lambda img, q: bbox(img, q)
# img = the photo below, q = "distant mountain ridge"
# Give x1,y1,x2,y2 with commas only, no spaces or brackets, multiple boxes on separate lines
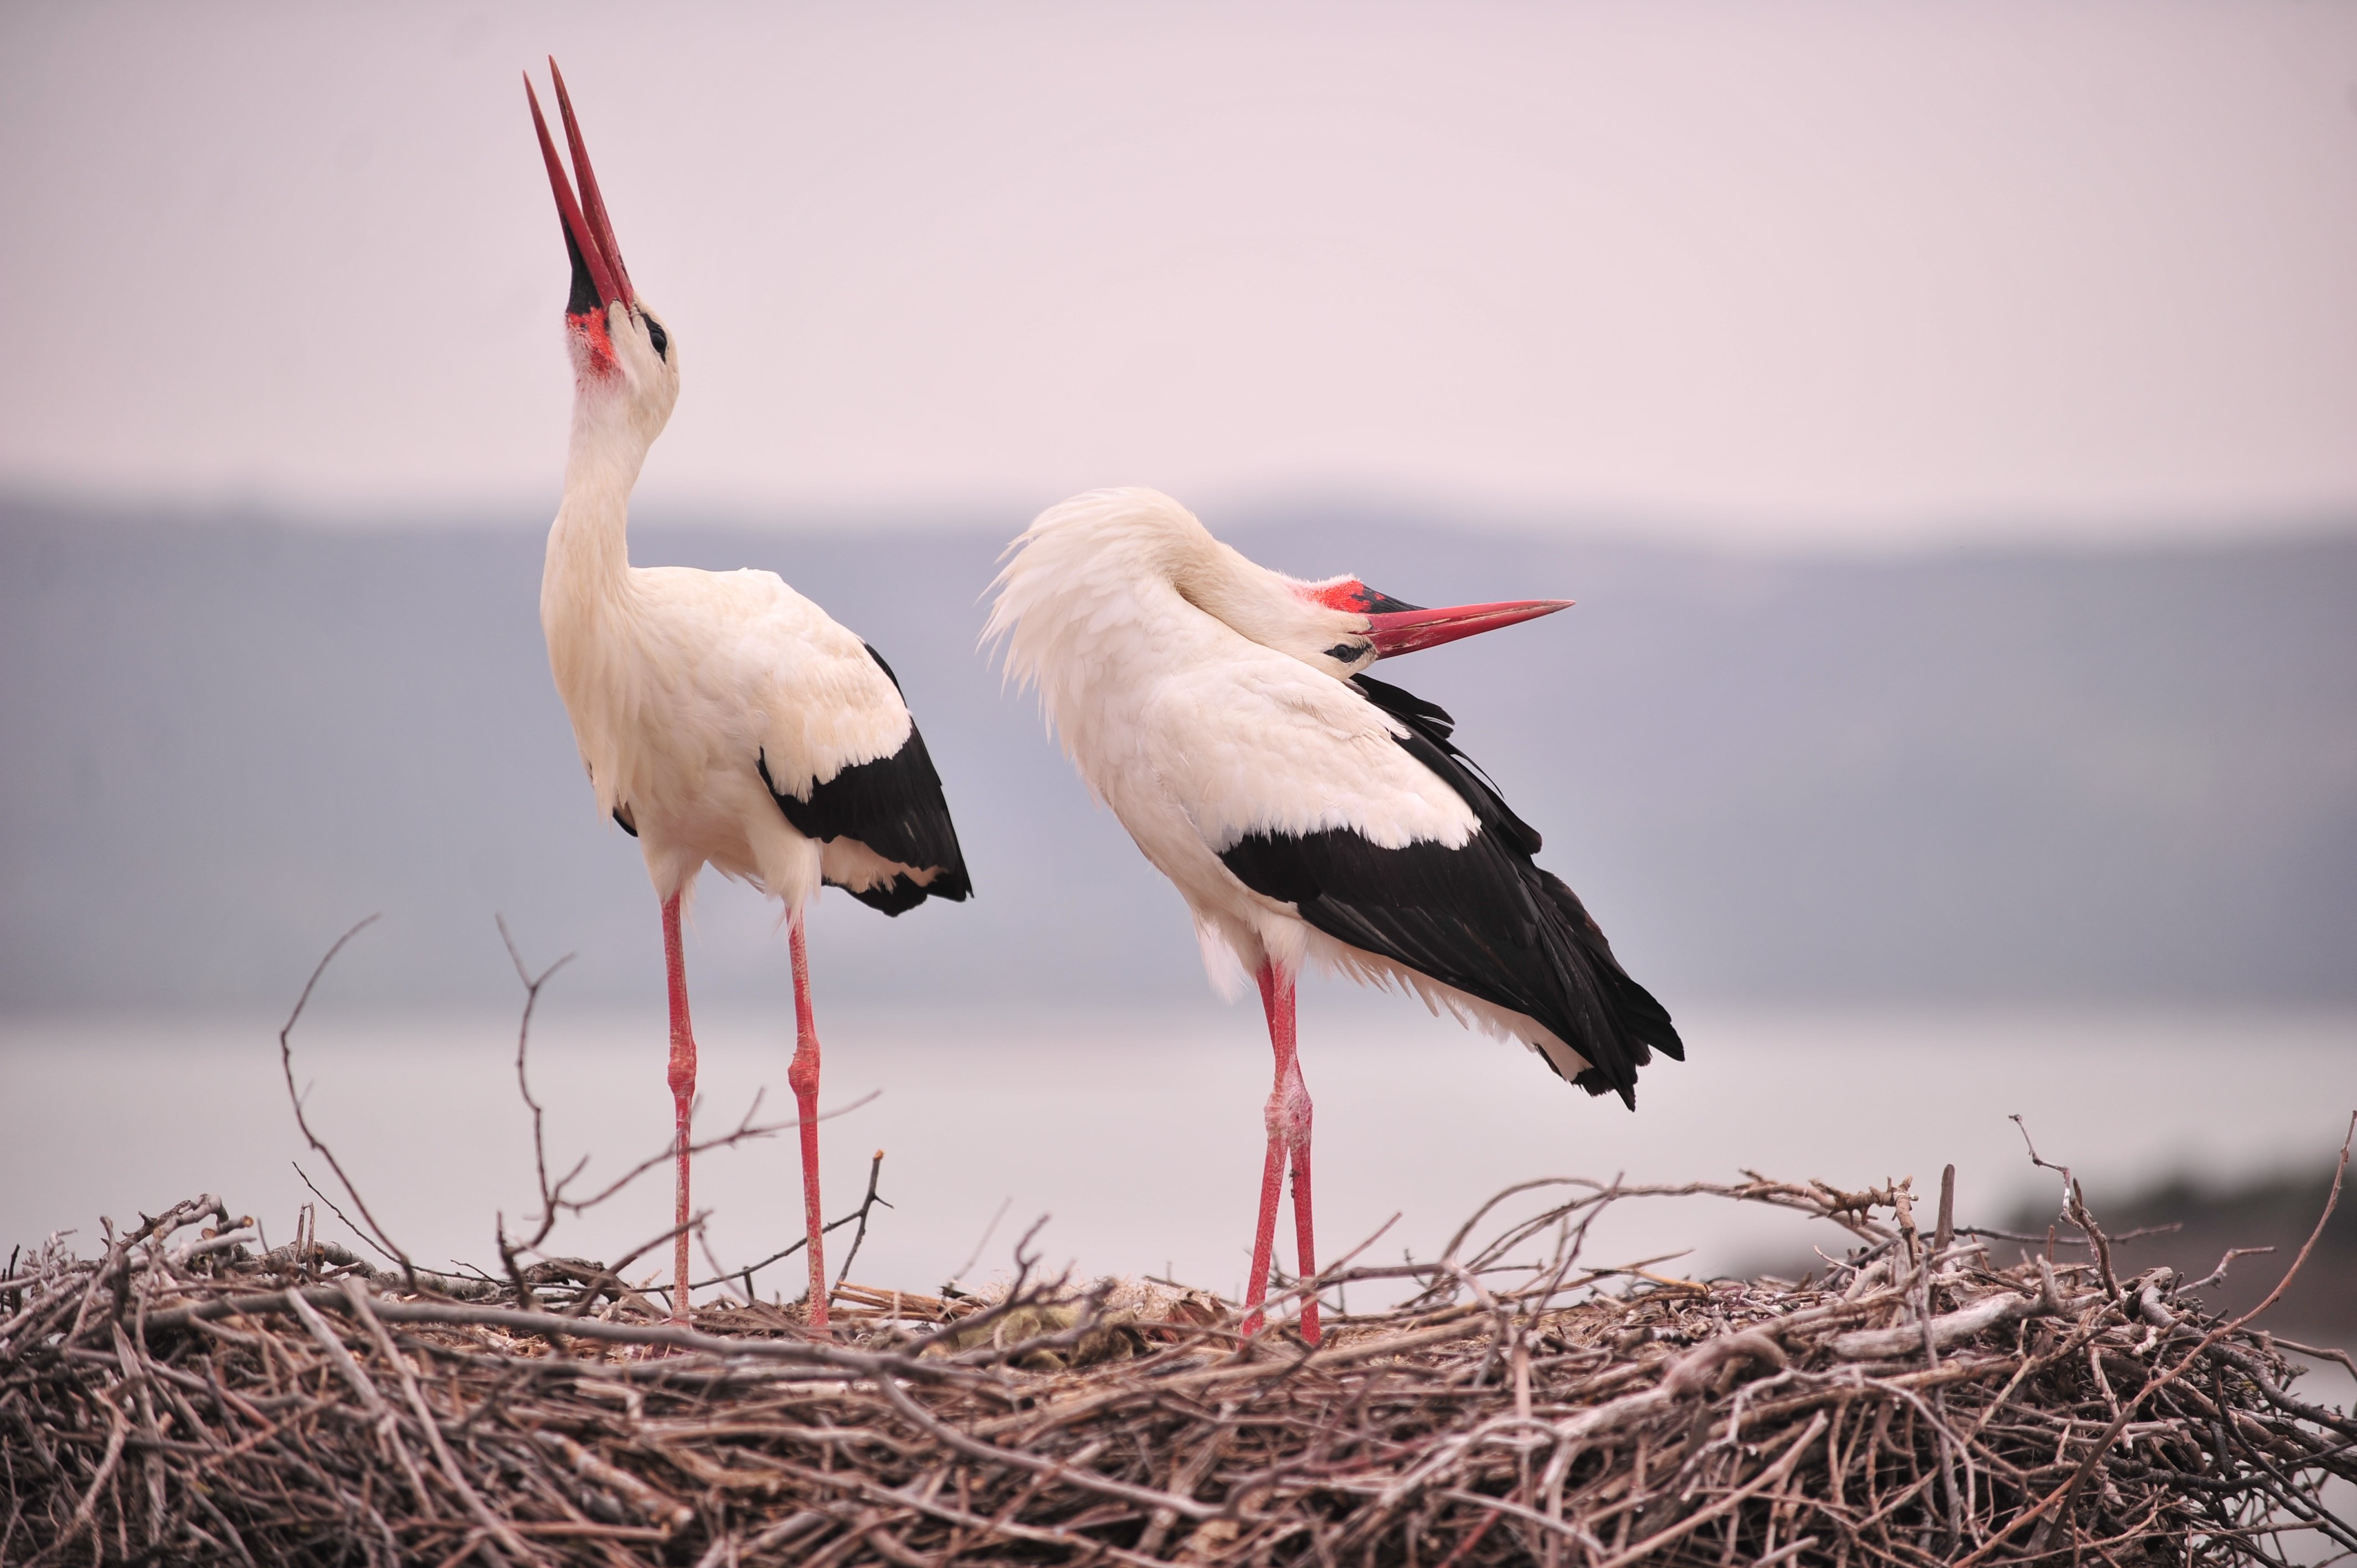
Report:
3,498,2351,1010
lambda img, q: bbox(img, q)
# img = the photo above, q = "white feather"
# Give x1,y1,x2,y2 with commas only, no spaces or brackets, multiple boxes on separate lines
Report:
987,487,1593,1079
541,305,922,911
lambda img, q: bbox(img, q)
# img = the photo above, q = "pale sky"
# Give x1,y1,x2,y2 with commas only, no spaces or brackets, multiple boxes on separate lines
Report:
4,2,2354,546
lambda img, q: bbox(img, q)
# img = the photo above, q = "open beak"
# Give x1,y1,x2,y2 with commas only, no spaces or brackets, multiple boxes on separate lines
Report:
524,60,634,314
1365,598,1573,659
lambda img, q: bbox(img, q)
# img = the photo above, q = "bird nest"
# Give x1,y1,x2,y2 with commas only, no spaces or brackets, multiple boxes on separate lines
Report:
5,1157,2353,1567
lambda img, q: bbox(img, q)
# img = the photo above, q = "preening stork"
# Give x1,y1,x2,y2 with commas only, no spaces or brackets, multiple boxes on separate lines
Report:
526,64,970,1332
987,489,1681,1344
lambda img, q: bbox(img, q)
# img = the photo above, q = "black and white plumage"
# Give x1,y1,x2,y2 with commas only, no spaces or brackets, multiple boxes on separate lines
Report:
987,487,1680,1343
1219,672,1676,1103
760,646,972,916
526,63,967,1332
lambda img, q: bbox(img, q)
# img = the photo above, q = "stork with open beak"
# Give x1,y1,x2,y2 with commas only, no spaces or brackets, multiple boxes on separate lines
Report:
987,489,1681,1344
527,64,971,1333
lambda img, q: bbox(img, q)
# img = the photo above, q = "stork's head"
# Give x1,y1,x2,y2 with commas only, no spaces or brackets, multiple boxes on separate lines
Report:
527,62,678,451
989,488,1571,695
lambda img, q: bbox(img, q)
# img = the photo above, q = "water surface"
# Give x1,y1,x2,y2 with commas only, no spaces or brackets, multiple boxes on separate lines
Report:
6,999,2350,1308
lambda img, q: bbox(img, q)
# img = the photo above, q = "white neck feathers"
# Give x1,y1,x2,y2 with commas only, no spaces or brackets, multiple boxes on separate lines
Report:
545,379,656,606
988,488,1372,713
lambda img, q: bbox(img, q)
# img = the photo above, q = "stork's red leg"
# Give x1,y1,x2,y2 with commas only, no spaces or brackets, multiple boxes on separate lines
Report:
788,919,829,1335
1242,962,1320,1344
1242,1116,1286,1338
1286,1054,1320,1348
660,892,696,1327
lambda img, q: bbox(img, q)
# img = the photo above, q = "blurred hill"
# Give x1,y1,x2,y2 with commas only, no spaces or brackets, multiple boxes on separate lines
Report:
2,498,2353,1011
1743,1162,2355,1345
2051,1164,2357,1347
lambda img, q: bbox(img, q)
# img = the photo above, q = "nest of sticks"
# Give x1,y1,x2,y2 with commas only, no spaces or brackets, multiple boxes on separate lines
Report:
7,936,2350,1563
5,1155,2353,1567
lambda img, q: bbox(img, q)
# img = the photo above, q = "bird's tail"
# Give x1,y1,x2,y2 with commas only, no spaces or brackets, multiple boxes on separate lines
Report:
1535,868,1685,1107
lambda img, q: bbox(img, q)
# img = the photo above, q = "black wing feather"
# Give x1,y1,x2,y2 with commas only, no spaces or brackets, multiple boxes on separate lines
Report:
1218,674,1680,1106
759,644,972,916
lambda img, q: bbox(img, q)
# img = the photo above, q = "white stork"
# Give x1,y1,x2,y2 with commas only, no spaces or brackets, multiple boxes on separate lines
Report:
526,64,971,1333
987,489,1681,1344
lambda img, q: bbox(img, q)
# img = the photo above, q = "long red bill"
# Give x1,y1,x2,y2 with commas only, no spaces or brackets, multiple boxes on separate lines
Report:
1365,599,1573,659
548,59,634,305
524,70,627,313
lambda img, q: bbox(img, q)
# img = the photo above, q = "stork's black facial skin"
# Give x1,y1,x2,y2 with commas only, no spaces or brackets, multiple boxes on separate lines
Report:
559,226,663,360
1325,641,1373,663
1349,587,1423,615
1303,579,1425,618
564,231,601,316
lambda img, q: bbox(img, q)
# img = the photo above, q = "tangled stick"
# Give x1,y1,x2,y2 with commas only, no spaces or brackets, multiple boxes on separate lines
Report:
4,1148,2350,1566
6,926,2344,1564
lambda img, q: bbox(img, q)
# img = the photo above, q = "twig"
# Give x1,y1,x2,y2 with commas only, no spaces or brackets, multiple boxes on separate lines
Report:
493,914,577,1258
288,1162,399,1267
689,1153,897,1292
832,1151,893,1287
275,916,415,1286
948,1196,1014,1290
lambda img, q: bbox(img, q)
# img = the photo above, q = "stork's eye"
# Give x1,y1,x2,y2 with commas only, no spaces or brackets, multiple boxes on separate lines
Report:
641,311,669,361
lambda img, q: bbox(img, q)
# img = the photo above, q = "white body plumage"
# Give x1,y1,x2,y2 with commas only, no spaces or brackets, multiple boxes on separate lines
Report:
544,508,921,915
987,487,1598,1082
540,319,943,919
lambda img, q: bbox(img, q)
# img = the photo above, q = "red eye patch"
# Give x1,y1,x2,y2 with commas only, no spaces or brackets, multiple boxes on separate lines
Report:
1301,579,1424,616
1303,579,1375,613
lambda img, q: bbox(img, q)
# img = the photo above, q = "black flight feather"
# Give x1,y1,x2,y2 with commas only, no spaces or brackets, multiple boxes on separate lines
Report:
1217,673,1680,1106
758,644,973,916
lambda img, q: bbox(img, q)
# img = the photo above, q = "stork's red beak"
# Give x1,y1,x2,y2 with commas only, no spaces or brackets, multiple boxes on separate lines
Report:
1364,598,1573,658
1304,578,1572,658
526,60,634,316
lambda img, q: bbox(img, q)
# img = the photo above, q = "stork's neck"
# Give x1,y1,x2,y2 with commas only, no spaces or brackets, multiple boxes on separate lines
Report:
544,398,653,604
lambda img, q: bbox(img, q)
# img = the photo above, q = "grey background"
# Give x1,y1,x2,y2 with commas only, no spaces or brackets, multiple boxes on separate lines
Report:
8,498,2350,1014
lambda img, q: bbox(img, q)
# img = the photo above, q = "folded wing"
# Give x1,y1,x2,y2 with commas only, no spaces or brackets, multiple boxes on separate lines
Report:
1169,666,1679,1104
761,643,971,914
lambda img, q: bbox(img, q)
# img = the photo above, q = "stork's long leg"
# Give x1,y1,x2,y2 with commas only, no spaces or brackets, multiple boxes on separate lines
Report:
1243,1125,1285,1338
1243,962,1321,1345
660,892,696,1327
787,919,829,1335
